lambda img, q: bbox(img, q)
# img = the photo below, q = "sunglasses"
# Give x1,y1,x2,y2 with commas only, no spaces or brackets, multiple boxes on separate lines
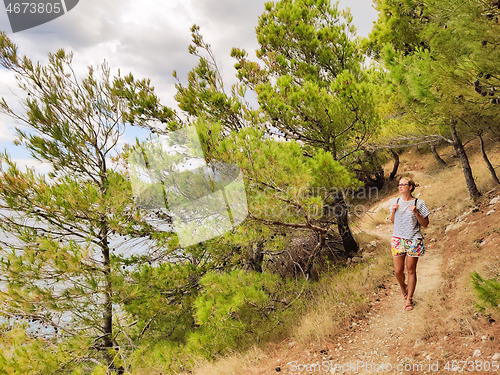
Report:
398,183,409,187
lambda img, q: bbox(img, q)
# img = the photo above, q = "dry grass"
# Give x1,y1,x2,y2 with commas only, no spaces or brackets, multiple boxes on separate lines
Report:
363,207,391,229
183,347,268,375
292,249,392,343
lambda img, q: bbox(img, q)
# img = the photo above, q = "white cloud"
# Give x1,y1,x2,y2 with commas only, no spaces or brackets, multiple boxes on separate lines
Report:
6,158,53,175
0,121,17,143
1,0,379,163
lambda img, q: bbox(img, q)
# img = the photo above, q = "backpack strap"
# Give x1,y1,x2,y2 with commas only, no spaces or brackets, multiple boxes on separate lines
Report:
396,198,400,204
414,198,421,228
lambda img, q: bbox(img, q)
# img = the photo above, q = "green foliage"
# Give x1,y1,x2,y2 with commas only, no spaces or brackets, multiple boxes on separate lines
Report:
376,0,500,133
232,0,380,161
0,326,94,374
186,269,291,357
0,155,134,341
127,340,195,374
471,272,500,310
173,25,256,132
10,0,499,370
196,122,360,228
368,0,499,200
117,262,200,343
365,0,429,57
113,72,180,130
121,266,306,372
256,0,360,82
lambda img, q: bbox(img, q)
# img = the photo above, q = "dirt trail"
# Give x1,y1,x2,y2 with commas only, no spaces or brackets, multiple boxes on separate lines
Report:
320,224,445,374
253,200,446,375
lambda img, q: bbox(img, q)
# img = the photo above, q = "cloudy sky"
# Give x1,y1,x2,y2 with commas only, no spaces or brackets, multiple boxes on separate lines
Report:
0,0,378,170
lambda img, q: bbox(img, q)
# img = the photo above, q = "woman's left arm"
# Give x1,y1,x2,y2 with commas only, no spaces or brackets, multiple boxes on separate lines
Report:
410,206,429,227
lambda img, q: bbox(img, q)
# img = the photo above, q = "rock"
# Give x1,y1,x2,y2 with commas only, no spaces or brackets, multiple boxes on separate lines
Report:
445,221,465,233
456,208,474,222
492,353,500,361
489,196,500,206
486,209,495,216
473,349,481,358
288,341,296,347
369,240,377,248
351,257,362,264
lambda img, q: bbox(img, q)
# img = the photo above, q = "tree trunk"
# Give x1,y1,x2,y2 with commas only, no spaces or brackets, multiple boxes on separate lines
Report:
333,197,358,257
479,134,500,184
100,220,114,369
389,149,400,180
247,241,264,272
450,121,481,201
430,144,447,166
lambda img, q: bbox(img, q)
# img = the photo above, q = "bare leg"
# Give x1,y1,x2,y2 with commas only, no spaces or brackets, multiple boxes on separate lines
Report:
393,255,407,298
405,256,419,309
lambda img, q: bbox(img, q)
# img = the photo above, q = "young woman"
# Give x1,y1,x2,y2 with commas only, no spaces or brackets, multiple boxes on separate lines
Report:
390,177,430,311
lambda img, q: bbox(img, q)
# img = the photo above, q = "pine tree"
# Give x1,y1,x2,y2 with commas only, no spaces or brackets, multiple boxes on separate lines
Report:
371,0,500,200
230,0,380,255
0,32,175,372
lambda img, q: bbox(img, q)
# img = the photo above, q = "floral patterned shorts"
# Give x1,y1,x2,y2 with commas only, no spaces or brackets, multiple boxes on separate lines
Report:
391,236,425,257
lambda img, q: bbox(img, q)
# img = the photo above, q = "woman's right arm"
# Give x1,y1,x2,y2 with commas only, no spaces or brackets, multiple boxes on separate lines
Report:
390,202,399,223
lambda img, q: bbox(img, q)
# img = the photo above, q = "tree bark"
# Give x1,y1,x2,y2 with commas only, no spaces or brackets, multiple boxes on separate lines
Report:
100,220,114,368
96,156,117,371
430,144,447,166
389,149,400,180
247,241,264,272
479,133,500,184
333,197,358,257
450,121,481,201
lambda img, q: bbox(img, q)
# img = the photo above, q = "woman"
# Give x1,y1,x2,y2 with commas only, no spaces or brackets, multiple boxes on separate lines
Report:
390,177,430,311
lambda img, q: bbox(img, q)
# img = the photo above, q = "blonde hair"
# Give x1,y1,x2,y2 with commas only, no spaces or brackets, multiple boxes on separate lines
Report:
400,177,419,193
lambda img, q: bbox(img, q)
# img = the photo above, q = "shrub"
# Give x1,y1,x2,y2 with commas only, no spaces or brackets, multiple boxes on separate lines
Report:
186,269,289,357
471,272,500,309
